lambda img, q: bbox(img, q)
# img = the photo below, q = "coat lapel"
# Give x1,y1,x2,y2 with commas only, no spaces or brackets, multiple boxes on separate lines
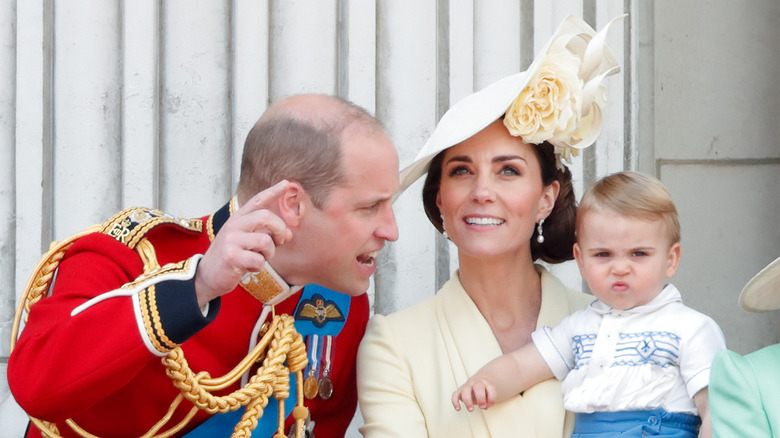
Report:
434,275,500,435
434,267,583,437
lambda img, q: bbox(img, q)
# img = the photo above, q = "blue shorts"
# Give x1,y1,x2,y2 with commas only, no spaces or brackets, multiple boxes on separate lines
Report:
572,409,701,437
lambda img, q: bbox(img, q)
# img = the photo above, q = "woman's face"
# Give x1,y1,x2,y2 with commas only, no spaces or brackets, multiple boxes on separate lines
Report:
435,120,557,259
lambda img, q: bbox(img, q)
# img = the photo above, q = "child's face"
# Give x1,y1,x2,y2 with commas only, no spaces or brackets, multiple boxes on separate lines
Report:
573,208,681,310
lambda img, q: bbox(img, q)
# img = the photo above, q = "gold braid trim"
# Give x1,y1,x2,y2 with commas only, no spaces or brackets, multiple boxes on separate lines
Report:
138,288,167,353
12,223,311,438
147,286,179,351
29,419,61,438
137,238,161,271
11,225,103,348
138,286,179,353
22,313,309,438
101,207,203,250
131,249,201,354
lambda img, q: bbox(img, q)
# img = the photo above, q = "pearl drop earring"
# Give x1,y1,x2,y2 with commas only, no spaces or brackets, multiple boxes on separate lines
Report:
536,219,545,244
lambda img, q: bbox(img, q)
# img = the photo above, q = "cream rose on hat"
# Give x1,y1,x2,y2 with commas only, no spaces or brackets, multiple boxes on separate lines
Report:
398,14,624,192
504,51,583,146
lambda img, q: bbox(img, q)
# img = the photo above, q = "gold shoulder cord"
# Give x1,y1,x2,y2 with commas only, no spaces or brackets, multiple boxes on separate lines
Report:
11,231,309,438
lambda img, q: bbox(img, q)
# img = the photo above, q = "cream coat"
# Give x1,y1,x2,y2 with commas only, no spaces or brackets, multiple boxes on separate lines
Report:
357,266,592,438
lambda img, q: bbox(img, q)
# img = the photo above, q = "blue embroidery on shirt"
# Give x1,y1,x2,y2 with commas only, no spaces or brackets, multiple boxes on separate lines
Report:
571,331,680,370
614,332,680,368
571,334,597,369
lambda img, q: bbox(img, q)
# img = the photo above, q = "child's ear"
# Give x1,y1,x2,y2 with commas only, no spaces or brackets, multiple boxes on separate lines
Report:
665,242,682,278
278,181,307,228
573,242,584,269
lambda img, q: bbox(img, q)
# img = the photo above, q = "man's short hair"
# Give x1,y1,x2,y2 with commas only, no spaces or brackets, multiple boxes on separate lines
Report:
237,96,382,208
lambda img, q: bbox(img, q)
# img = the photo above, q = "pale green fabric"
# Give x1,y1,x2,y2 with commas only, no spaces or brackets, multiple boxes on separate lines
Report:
710,343,780,437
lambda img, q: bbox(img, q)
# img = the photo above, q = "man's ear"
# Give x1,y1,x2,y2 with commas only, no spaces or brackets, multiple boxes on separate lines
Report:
278,181,307,227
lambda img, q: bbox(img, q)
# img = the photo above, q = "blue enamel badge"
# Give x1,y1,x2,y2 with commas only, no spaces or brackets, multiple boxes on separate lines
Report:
293,284,350,336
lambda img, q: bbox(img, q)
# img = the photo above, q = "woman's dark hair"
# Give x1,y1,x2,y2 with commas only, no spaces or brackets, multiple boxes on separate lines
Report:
421,140,577,264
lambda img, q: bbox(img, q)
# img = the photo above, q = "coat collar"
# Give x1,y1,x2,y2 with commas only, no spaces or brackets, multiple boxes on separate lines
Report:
207,198,233,240
207,196,302,304
434,265,574,436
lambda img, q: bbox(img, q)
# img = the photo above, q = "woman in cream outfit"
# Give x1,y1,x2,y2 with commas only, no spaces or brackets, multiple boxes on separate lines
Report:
357,15,624,438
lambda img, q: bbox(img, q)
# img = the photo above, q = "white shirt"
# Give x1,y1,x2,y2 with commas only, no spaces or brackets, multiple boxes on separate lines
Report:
532,284,726,414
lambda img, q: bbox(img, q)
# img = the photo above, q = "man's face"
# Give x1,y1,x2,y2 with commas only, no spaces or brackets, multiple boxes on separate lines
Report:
297,124,399,296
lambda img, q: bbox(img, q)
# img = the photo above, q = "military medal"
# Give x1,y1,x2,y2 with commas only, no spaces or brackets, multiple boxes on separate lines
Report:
318,376,332,400
292,285,351,405
303,335,320,399
318,335,333,400
303,374,319,400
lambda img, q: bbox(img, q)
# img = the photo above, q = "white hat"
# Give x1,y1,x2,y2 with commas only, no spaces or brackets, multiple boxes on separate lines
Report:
398,14,624,193
739,256,780,312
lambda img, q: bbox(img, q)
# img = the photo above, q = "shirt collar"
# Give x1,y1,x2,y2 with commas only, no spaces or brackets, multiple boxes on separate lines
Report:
590,284,681,315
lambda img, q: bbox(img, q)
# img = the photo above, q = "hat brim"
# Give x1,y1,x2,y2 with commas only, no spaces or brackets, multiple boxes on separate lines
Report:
397,14,622,194
739,256,780,312
398,71,529,191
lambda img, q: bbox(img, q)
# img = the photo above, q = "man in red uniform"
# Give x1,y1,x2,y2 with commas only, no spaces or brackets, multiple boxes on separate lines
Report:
8,94,399,437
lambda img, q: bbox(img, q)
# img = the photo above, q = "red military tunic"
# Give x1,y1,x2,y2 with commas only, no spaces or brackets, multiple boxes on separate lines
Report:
9,200,369,437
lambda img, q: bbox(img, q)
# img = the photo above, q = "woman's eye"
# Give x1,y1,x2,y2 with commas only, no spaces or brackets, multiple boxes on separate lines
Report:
500,165,520,176
448,166,470,177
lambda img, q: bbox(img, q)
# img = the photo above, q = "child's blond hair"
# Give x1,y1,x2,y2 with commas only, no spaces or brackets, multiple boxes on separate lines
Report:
577,171,680,244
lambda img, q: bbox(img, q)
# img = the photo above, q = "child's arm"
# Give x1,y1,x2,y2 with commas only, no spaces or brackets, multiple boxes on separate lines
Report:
693,387,711,438
451,342,554,412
